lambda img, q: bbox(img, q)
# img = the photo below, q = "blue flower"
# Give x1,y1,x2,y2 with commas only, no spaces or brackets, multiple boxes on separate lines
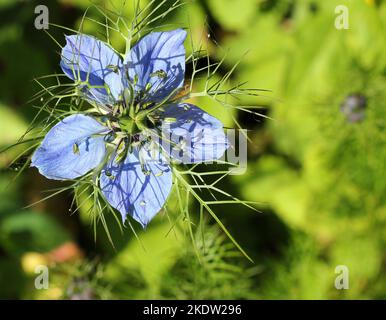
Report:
32,29,229,227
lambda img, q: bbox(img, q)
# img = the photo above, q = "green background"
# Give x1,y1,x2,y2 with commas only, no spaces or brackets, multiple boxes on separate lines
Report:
0,0,385,299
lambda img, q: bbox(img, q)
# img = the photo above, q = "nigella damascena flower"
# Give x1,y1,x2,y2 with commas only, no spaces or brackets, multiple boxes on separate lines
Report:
31,29,229,227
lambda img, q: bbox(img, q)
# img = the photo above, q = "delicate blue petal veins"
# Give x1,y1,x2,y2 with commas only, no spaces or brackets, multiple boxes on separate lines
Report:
159,103,229,163
100,149,172,227
125,29,187,102
31,114,108,180
61,34,123,104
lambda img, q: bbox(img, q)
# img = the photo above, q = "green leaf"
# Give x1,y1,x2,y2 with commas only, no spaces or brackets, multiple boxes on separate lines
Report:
104,222,183,297
206,0,256,31
0,211,72,256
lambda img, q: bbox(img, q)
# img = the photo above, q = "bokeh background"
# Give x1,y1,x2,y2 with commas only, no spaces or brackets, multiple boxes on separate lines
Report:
0,0,386,299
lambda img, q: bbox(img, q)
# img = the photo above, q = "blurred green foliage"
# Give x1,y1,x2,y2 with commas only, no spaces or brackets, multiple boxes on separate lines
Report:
0,0,385,299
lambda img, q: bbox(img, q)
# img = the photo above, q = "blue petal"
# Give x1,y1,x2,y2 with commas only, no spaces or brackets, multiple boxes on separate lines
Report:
31,114,108,180
100,148,172,227
61,34,123,104
158,103,229,163
125,29,187,102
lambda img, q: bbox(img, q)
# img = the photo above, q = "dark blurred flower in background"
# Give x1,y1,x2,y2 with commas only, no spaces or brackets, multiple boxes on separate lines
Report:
340,93,367,123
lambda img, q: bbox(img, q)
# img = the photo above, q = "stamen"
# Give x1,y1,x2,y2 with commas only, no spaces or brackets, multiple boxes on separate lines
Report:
106,64,119,74
104,132,116,143
164,117,177,123
105,170,115,180
100,115,109,123
115,138,129,164
133,74,139,86
150,69,167,79
72,143,80,155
